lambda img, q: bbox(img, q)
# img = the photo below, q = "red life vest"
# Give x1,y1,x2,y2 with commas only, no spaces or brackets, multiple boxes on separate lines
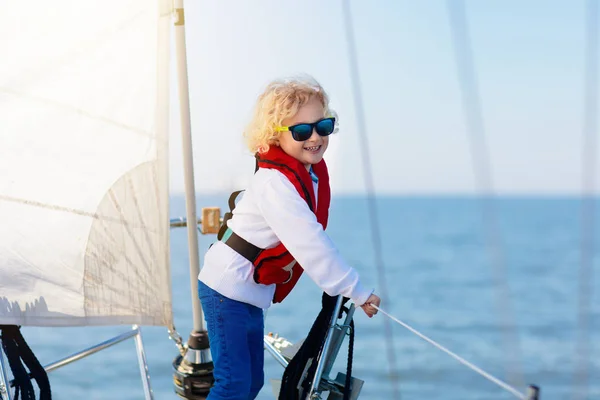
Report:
254,146,331,302
219,145,331,303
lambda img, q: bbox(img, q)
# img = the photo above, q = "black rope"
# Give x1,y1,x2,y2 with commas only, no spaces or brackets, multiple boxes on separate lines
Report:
341,1,400,398
573,1,598,399
446,0,524,387
14,331,51,400
343,319,355,400
1,327,33,400
0,326,51,400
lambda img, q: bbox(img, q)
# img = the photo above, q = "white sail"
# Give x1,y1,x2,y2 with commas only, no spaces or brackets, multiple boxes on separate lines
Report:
0,0,173,326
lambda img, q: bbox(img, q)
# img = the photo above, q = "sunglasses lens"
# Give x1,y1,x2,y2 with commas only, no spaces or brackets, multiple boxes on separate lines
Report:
290,124,313,141
316,118,334,136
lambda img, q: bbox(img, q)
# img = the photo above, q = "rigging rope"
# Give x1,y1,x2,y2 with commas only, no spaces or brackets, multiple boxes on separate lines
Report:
373,305,531,400
573,1,598,399
0,326,52,400
341,1,400,398
446,0,524,388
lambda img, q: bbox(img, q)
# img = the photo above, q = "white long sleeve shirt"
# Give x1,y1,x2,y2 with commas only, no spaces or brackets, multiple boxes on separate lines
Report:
198,168,372,309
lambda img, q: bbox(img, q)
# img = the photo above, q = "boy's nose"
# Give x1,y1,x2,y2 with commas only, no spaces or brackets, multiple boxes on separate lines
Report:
307,128,320,141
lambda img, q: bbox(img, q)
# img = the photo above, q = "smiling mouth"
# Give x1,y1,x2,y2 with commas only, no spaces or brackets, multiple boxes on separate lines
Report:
304,145,321,153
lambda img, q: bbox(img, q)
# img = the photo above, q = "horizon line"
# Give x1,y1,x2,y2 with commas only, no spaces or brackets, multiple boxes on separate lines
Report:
170,191,600,198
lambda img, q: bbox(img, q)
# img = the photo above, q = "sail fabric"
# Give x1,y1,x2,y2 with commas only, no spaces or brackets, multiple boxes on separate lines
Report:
0,0,173,326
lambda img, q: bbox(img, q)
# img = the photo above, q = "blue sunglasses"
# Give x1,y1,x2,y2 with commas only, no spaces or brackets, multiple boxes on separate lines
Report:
276,117,336,141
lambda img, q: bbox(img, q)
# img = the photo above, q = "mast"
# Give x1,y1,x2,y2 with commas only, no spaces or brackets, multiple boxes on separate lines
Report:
174,0,204,333
172,2,214,398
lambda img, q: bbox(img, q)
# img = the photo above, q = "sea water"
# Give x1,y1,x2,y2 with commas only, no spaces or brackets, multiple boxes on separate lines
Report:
14,196,600,399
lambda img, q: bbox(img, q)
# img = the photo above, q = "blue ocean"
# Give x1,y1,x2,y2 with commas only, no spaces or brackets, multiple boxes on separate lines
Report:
16,196,600,399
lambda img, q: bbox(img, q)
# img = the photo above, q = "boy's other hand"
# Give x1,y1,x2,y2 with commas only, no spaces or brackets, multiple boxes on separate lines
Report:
360,293,380,318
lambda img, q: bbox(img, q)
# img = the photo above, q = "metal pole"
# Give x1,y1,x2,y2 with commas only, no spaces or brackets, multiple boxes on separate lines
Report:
263,338,289,369
132,325,154,400
322,304,355,378
0,347,13,400
173,0,204,332
12,329,139,380
309,296,344,398
2,328,157,400
170,8,213,395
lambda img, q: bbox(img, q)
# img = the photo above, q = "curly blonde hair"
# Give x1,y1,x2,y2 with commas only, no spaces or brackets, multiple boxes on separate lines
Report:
244,75,338,154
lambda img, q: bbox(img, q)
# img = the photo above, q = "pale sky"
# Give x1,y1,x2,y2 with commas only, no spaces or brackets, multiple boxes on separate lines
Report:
168,1,594,195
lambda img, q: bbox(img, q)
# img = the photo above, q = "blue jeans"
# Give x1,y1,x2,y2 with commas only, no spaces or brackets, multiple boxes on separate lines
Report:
198,280,264,400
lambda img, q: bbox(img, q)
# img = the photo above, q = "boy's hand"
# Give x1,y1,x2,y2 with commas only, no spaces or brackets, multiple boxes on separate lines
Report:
360,294,380,318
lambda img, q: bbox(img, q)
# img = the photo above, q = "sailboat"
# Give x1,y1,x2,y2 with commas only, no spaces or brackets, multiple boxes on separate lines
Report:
0,0,367,398
5,0,594,399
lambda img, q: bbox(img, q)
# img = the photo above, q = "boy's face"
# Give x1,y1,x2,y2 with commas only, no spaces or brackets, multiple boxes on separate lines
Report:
278,97,329,170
